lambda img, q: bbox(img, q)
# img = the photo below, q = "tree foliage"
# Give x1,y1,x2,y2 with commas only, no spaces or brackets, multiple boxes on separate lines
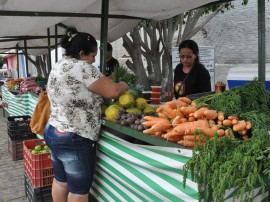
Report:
0,55,4,65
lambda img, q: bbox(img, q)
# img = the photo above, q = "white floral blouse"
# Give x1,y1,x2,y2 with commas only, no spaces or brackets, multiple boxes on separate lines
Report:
47,57,103,141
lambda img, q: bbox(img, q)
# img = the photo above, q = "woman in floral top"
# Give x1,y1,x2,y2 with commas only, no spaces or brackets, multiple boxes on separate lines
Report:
44,27,128,202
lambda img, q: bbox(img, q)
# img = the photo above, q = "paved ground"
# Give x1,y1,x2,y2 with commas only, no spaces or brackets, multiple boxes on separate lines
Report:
0,108,27,202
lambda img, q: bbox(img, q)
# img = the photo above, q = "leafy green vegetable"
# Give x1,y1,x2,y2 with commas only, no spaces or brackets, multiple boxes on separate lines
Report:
36,75,48,81
194,79,270,117
128,89,143,99
184,129,269,202
184,80,270,201
112,65,140,86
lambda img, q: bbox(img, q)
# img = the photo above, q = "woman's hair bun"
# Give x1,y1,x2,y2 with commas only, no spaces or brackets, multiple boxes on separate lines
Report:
60,26,97,58
61,26,79,49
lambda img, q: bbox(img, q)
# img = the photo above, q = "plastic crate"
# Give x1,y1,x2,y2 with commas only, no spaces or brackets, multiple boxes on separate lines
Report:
7,115,31,131
24,163,54,187
36,80,48,88
25,162,54,179
8,128,36,141
8,137,23,161
23,139,54,187
7,116,36,141
23,139,52,170
24,172,52,202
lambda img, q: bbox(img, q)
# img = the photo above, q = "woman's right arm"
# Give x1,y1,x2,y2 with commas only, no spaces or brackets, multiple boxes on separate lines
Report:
88,76,128,99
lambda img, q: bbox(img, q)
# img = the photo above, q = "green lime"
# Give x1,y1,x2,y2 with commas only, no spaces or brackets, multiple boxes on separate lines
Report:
31,150,38,154
43,145,50,151
34,145,42,151
38,150,45,154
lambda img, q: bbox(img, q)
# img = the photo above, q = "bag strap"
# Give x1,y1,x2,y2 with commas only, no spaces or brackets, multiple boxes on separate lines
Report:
177,67,192,94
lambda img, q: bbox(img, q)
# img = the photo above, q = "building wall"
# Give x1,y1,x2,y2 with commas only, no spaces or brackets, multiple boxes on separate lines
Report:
193,0,270,64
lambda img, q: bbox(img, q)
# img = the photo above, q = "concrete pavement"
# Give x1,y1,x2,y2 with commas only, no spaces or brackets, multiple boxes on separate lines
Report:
0,108,27,202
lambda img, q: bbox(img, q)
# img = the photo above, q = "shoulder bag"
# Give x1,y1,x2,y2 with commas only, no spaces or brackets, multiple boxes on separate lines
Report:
30,91,50,135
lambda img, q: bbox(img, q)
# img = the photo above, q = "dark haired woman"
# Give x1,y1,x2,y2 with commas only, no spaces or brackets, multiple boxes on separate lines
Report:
167,39,211,99
44,27,128,202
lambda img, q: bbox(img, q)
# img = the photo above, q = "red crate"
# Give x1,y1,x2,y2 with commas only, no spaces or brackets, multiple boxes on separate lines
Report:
23,139,54,187
24,163,54,187
25,162,54,178
23,139,52,170
8,137,23,161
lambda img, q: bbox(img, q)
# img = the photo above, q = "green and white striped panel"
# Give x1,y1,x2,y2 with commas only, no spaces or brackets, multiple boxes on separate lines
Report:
91,130,199,202
91,131,269,202
2,86,38,116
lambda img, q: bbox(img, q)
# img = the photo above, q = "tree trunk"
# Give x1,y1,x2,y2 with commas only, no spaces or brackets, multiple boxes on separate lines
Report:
140,21,163,86
121,3,228,93
25,54,49,78
122,27,150,90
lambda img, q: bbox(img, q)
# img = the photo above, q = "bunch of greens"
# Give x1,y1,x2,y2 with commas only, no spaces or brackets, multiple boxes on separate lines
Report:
183,80,270,201
194,79,270,118
104,65,142,105
0,56,4,65
36,75,48,81
184,129,269,202
112,65,140,87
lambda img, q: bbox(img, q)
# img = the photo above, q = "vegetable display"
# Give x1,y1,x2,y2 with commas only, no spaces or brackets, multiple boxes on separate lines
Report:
142,98,252,146
183,80,270,201
104,79,270,201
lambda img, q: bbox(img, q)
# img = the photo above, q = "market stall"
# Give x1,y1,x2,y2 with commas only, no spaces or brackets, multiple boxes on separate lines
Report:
90,123,269,202
2,84,270,202
1,86,38,117
0,1,268,201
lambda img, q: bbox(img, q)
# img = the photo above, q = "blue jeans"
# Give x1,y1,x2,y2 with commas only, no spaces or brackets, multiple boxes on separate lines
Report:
44,123,97,195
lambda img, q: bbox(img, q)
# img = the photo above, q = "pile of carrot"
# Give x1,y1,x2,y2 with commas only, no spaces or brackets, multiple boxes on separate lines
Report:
5,78,23,90
142,97,252,148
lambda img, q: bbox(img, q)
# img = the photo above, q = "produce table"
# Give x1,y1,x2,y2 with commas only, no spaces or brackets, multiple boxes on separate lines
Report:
2,86,269,201
93,122,269,202
1,86,38,117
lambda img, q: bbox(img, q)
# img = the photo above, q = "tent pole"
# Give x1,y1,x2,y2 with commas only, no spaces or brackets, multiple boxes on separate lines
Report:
55,25,58,63
23,39,29,77
47,28,52,73
100,0,109,74
258,0,265,82
16,44,20,78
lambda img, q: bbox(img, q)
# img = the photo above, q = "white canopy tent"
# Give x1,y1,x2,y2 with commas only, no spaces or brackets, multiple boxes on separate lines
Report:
0,0,266,82
0,0,227,55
